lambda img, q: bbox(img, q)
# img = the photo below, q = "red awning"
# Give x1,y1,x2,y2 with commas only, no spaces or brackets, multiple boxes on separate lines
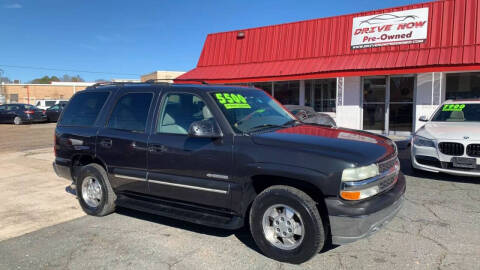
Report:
176,0,480,84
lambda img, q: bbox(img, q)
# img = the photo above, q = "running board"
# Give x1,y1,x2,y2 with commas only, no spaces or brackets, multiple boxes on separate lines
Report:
115,194,244,230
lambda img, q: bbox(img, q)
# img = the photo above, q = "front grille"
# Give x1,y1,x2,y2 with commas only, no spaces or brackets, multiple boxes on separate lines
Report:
378,157,397,174
466,144,480,157
438,142,464,156
378,173,397,191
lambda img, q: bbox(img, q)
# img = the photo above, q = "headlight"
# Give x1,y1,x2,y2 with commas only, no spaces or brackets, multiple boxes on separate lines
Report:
413,135,435,148
341,164,379,182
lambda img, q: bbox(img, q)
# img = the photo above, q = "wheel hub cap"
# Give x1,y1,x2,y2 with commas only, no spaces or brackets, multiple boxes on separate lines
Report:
262,204,305,250
81,177,102,208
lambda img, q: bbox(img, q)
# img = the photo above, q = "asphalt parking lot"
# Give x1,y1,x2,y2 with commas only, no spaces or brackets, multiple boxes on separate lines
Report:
0,123,479,269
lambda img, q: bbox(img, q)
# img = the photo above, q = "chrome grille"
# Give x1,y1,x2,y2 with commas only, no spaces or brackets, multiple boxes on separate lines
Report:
378,173,397,191
378,157,398,174
438,142,464,156
466,144,480,157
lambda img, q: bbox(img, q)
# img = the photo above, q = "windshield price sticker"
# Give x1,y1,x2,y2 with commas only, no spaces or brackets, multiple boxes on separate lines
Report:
215,93,251,109
442,104,465,112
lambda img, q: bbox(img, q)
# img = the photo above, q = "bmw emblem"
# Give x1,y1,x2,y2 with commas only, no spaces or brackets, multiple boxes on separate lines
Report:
464,136,470,139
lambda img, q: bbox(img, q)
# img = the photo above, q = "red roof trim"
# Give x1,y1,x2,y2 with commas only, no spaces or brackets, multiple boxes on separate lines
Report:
175,64,480,84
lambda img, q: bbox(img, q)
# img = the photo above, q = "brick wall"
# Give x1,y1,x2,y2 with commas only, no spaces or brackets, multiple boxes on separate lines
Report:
3,84,87,104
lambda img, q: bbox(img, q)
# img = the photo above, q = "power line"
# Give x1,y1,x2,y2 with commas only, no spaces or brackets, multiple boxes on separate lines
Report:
0,64,141,76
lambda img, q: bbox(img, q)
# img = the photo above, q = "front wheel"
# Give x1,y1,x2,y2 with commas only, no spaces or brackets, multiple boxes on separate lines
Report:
77,164,116,216
249,185,325,264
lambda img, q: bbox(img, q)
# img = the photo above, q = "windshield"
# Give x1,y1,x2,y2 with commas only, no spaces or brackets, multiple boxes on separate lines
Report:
431,103,480,122
211,89,295,133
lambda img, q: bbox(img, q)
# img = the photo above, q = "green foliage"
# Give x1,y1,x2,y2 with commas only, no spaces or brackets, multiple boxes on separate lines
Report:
30,76,61,84
30,74,85,84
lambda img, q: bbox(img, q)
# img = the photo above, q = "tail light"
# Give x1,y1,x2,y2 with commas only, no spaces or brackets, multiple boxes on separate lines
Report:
24,110,35,114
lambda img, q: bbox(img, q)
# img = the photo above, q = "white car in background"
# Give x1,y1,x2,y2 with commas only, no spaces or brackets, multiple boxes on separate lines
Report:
34,99,68,110
411,100,480,177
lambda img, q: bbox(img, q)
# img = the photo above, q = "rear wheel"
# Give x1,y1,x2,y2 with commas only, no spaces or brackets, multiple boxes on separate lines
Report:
77,164,116,216
249,185,325,264
13,116,22,125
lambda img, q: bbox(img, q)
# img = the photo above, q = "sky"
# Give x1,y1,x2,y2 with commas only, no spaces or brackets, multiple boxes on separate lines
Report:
0,0,432,82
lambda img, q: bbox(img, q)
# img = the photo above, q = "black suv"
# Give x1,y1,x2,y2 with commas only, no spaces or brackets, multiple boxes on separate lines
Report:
53,83,405,264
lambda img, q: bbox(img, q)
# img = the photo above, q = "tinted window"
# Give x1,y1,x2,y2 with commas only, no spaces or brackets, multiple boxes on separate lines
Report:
46,101,56,107
107,93,153,132
157,93,212,134
60,92,110,127
6,105,20,111
0,105,5,110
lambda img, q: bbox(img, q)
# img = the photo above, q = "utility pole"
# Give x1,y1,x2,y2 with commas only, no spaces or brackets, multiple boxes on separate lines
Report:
0,69,5,104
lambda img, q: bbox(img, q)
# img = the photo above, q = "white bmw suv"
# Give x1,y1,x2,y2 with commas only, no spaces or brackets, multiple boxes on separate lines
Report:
411,99,480,177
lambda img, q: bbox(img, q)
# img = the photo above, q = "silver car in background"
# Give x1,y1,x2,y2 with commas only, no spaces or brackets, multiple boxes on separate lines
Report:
411,100,480,177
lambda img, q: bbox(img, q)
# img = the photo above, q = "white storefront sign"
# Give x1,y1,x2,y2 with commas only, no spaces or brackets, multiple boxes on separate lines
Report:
351,8,429,49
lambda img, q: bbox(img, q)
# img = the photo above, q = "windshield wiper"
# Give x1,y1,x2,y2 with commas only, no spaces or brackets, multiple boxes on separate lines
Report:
246,120,300,133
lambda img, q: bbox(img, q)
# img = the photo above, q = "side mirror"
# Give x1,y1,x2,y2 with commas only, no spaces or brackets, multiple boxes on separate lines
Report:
419,115,428,122
188,119,222,138
294,110,308,121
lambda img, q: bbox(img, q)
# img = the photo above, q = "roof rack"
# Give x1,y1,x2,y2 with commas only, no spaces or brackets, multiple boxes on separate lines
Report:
86,82,128,89
143,79,173,84
172,79,209,85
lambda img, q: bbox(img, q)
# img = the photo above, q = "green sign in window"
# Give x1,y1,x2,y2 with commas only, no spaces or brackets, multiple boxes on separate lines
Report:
442,104,465,112
215,93,251,109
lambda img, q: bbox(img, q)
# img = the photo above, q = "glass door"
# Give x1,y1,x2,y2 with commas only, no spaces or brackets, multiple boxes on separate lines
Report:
388,76,415,135
362,77,386,133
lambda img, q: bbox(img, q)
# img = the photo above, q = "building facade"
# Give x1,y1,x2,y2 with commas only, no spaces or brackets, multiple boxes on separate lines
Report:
176,0,480,135
141,71,185,83
0,82,94,105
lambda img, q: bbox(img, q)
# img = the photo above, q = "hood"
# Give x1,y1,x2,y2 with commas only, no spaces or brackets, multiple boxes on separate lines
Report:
417,122,480,140
251,124,396,165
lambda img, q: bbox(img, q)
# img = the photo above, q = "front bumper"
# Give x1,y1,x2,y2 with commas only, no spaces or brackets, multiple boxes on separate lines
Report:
411,143,480,177
327,173,406,245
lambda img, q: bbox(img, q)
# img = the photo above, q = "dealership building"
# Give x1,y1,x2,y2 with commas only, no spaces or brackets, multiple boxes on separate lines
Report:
177,0,480,136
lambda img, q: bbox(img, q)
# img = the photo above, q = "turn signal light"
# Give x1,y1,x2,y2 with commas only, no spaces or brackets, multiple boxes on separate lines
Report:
340,191,361,200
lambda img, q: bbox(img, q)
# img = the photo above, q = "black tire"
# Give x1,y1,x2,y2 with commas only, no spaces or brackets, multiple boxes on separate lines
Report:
76,164,116,216
13,116,22,125
249,185,325,264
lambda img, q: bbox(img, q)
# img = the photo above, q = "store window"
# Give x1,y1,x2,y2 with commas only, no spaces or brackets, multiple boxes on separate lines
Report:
273,81,299,105
305,79,336,112
446,72,480,100
252,82,273,95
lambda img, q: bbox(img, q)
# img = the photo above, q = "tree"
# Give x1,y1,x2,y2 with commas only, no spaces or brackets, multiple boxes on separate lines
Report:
30,76,61,84
61,74,85,82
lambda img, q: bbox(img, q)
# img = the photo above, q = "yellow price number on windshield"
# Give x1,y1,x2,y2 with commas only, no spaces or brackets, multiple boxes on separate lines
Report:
215,93,251,109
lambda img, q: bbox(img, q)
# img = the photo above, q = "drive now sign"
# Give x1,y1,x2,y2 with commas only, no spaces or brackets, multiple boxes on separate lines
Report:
351,8,429,49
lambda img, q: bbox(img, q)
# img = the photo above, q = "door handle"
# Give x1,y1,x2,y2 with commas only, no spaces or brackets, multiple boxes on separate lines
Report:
149,145,167,153
100,139,112,148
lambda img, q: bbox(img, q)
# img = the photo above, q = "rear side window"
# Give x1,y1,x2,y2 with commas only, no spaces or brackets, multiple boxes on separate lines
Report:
60,92,110,127
45,101,56,107
107,93,153,132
